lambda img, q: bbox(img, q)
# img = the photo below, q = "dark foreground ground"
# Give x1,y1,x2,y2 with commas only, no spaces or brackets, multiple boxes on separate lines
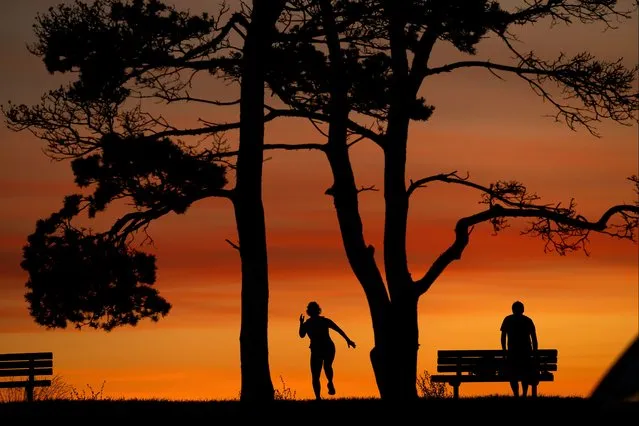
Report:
1,396,637,424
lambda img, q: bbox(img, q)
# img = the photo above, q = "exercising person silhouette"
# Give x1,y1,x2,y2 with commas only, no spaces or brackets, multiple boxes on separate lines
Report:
299,301,356,400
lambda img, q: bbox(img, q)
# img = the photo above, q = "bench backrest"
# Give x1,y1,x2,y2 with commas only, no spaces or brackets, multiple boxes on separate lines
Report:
436,349,557,374
0,352,54,379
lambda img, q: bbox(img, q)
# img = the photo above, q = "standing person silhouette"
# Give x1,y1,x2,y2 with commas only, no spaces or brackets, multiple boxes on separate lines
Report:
299,301,356,400
500,300,538,397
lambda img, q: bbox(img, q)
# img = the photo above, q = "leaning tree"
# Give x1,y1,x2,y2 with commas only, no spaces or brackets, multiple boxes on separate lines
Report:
3,0,287,403
255,0,639,399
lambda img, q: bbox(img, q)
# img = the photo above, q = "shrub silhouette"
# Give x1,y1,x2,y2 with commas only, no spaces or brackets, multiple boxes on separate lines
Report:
0,375,107,402
417,370,451,399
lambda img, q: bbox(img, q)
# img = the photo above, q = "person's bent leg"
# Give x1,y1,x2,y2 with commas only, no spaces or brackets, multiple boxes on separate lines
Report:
325,346,336,395
510,381,519,397
310,352,323,400
521,358,534,397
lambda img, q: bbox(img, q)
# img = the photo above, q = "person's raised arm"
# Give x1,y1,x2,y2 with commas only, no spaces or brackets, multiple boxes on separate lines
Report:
299,314,306,338
328,319,356,348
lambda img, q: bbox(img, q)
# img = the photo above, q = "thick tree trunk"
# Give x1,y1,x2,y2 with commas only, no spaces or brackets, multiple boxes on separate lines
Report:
376,3,420,401
379,103,417,400
325,130,419,400
317,0,420,401
318,0,396,400
325,142,392,397
234,0,284,403
369,289,420,401
392,294,420,400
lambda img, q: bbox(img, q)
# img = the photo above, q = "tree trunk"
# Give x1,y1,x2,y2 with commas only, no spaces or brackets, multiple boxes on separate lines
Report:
377,3,420,400
379,105,417,400
369,288,420,401
317,0,420,401
325,132,419,400
318,0,398,400
234,0,284,403
325,142,392,397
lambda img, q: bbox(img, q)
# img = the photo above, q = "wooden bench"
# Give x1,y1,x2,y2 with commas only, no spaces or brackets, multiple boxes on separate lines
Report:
0,352,53,402
430,349,557,399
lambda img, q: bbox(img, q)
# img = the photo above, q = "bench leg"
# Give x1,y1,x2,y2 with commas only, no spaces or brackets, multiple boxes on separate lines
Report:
453,384,459,399
531,384,537,398
27,363,35,402
25,384,34,402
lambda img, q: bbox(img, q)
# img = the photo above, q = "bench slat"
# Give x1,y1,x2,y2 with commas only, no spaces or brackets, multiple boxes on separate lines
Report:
436,359,557,365
0,380,52,389
0,368,53,378
0,360,53,370
431,372,554,383
438,355,557,363
0,352,53,361
437,349,557,358
436,364,557,373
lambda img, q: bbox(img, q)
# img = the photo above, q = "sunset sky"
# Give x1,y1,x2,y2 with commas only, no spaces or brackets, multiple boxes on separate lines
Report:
0,0,637,401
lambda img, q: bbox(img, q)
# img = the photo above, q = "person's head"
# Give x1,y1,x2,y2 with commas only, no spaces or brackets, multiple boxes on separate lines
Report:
512,301,525,315
306,301,321,317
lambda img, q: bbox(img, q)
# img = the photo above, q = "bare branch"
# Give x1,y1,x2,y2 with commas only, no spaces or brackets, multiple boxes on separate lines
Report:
414,177,639,296
225,238,240,251
151,93,241,107
503,0,636,29
109,188,234,245
346,133,367,149
357,185,379,194
408,171,542,211
150,108,293,140
263,105,385,147
308,117,330,138
425,52,638,136
408,171,469,197
264,142,326,152
426,60,555,77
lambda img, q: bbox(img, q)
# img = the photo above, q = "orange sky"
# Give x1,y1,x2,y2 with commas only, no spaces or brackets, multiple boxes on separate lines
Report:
0,1,637,401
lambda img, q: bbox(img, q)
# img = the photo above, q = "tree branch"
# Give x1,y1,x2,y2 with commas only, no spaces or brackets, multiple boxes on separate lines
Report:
424,48,638,136
425,60,557,77
225,238,240,251
265,142,326,152
263,105,385,147
414,180,639,296
108,187,234,244
503,0,635,29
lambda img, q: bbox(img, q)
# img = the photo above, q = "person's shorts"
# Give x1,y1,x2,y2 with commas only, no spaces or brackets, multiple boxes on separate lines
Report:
507,353,536,381
310,343,336,361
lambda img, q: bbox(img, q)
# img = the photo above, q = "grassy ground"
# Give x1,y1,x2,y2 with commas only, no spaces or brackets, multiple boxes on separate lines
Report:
0,396,637,423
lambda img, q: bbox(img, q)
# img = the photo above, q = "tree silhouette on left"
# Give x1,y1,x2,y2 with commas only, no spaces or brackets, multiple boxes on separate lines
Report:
3,0,286,402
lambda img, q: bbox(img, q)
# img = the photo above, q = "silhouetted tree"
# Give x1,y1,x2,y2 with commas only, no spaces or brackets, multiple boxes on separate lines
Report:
258,0,639,399
234,0,287,402
3,0,286,402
